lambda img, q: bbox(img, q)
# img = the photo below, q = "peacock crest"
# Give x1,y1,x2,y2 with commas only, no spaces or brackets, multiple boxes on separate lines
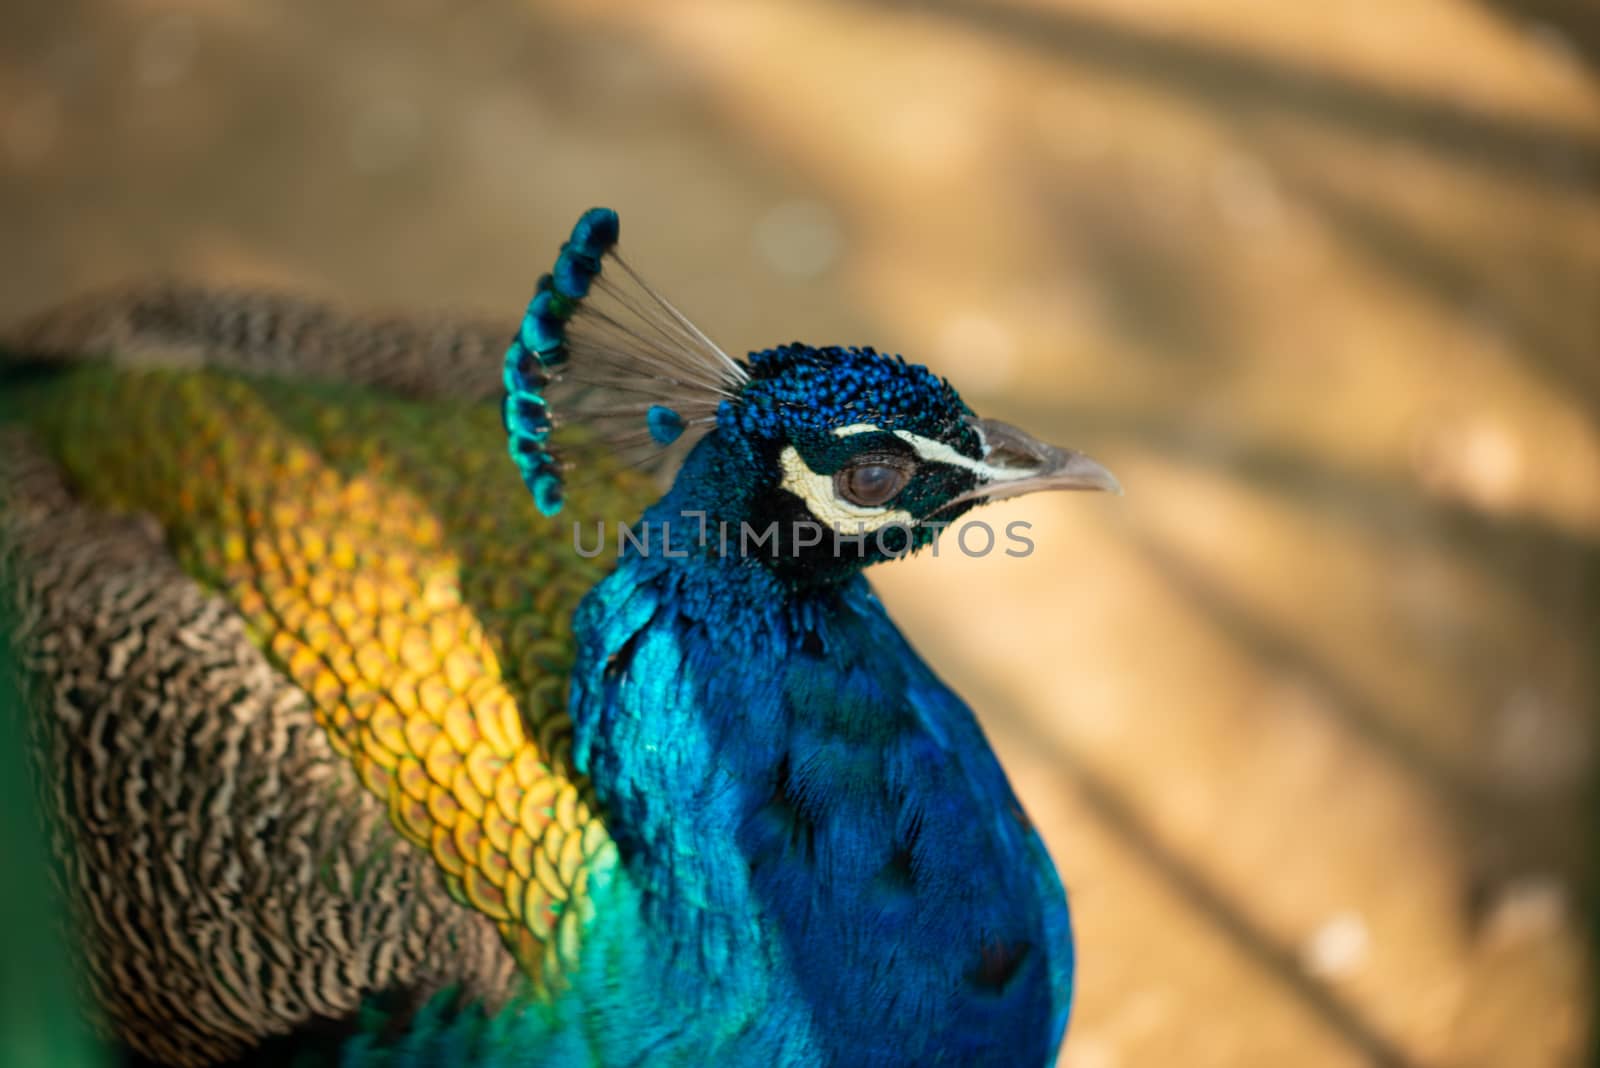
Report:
503,207,748,516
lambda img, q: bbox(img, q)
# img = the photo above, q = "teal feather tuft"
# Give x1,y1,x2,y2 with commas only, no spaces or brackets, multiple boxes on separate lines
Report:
646,404,685,445
502,207,745,517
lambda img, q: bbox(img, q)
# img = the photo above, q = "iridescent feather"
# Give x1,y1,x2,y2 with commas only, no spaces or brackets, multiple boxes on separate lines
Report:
503,207,747,515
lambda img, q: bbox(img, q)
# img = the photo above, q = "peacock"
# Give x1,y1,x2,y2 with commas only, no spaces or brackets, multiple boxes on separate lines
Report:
0,208,1119,1067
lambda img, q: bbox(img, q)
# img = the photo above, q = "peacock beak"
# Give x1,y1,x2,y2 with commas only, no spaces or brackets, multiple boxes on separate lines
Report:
961,417,1122,504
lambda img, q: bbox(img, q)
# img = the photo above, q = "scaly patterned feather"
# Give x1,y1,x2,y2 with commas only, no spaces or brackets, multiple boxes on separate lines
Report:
14,367,649,998
0,427,517,1065
2,291,664,1063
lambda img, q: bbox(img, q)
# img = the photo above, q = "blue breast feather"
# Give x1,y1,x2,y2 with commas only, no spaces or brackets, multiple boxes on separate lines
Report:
567,443,1072,1065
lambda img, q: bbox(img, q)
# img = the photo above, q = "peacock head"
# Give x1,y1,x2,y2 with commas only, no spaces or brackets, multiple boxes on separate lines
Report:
504,207,1119,584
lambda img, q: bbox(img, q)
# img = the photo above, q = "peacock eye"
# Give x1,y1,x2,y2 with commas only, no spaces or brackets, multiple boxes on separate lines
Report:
835,460,911,507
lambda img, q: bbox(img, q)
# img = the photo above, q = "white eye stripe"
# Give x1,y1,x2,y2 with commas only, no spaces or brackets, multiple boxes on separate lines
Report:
896,430,1036,483
778,446,914,535
832,423,881,438
830,423,1033,482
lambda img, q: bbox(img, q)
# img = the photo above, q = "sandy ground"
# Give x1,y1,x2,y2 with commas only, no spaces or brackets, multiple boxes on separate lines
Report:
2,1,1597,1065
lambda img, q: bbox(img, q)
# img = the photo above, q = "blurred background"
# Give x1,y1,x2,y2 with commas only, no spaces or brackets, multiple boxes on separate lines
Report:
2,1,1596,1065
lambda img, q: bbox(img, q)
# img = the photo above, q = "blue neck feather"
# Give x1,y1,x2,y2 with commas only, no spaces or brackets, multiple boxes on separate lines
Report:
558,433,1074,1066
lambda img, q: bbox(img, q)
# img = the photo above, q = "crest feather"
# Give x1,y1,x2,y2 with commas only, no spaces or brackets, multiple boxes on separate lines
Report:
502,208,747,515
